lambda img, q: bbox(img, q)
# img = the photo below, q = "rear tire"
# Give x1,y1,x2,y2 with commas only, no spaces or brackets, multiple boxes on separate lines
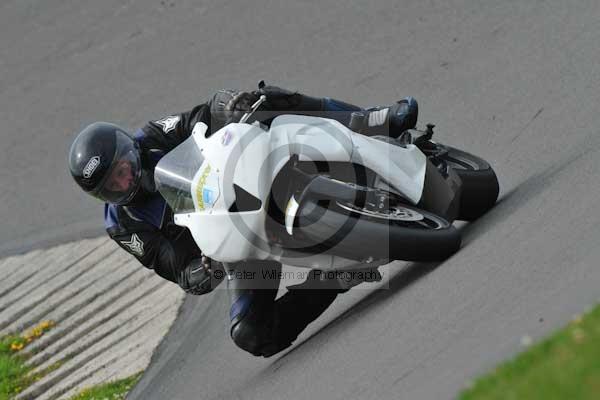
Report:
295,198,461,262
439,146,499,220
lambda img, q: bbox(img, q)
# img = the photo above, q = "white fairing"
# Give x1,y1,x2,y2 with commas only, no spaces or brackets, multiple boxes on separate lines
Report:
172,115,427,265
349,134,426,203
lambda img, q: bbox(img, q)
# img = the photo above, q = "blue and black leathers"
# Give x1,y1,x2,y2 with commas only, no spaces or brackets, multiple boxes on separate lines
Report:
105,103,211,284
104,85,418,356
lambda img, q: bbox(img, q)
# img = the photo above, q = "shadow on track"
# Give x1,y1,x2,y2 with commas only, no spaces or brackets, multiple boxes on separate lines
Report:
267,150,589,367
263,196,525,369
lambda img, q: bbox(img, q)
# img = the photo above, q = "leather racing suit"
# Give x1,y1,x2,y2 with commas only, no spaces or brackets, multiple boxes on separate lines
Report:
105,85,418,357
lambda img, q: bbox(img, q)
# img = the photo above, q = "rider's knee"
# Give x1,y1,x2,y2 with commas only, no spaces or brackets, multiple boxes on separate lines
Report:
230,319,263,356
230,319,292,357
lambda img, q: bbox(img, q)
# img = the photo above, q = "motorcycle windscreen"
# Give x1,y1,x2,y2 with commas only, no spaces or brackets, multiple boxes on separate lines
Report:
154,135,205,213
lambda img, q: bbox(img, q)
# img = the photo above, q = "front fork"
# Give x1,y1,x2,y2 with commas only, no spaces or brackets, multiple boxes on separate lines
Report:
271,130,462,241
417,159,462,222
402,124,453,178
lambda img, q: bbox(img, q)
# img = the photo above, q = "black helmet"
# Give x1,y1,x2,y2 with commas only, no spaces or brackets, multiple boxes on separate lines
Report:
68,122,143,205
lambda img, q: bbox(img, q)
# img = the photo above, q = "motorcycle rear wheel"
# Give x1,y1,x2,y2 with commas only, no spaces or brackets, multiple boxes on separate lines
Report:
438,145,499,220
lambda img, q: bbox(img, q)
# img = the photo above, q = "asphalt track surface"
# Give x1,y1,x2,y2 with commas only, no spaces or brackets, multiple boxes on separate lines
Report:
3,0,600,399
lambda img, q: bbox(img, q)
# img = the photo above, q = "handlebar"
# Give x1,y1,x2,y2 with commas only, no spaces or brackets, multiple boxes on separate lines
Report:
239,95,267,124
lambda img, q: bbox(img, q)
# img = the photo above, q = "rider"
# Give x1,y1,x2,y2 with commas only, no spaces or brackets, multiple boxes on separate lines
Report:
68,83,418,357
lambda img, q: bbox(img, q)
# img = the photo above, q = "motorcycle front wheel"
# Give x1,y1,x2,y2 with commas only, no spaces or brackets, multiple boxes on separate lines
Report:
294,196,461,262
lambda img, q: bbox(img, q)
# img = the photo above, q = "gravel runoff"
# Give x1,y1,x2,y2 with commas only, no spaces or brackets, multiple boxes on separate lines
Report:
0,237,185,400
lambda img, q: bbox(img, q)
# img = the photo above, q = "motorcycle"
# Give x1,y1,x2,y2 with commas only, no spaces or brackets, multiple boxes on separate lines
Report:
154,96,499,272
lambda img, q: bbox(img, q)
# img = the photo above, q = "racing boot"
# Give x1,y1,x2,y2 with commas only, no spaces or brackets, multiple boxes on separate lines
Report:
253,81,418,137
349,97,419,138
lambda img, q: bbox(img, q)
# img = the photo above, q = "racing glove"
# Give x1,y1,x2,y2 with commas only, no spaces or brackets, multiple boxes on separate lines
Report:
210,88,260,124
177,256,225,295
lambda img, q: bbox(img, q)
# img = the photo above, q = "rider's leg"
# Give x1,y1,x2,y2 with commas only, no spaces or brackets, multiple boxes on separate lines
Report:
257,85,362,126
322,97,418,137
226,261,340,357
321,98,363,126
258,85,417,136
226,260,280,356
295,95,418,135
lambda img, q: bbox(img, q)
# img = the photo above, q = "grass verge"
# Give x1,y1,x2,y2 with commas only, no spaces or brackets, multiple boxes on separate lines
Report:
460,304,600,400
67,372,142,400
0,320,141,400
0,334,32,399
0,321,58,399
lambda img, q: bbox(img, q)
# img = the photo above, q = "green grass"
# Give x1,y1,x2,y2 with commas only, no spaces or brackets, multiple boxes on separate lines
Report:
0,332,140,400
0,322,141,400
460,304,600,400
0,334,34,399
67,372,143,400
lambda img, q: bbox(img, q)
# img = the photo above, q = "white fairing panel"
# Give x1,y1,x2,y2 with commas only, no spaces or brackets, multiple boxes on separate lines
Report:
176,122,274,262
350,135,426,203
269,115,354,164
173,116,427,263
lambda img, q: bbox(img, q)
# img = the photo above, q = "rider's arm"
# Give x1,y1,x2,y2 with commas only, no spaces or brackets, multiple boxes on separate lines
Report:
207,84,364,129
208,85,325,117
109,223,224,294
140,103,213,151
109,226,194,284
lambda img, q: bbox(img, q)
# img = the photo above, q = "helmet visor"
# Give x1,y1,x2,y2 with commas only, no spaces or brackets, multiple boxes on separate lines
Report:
92,131,142,204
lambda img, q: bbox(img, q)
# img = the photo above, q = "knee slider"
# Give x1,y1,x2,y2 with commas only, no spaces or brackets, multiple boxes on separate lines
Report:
230,318,293,357
230,320,265,356
231,317,290,357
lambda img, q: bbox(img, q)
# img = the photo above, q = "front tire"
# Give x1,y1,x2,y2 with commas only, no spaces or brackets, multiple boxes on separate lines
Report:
295,198,461,262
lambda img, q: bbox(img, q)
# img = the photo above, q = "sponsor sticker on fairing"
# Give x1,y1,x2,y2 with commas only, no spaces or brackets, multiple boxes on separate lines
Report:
195,165,212,211
194,163,220,211
202,188,215,205
221,130,233,146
